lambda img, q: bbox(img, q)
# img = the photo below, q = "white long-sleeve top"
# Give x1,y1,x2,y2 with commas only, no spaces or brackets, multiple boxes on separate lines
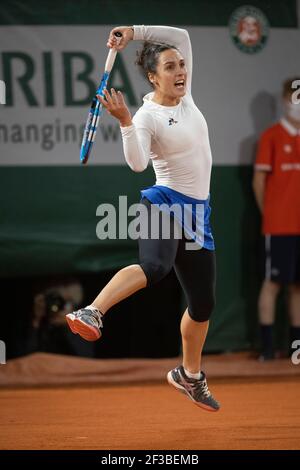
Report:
120,25,213,200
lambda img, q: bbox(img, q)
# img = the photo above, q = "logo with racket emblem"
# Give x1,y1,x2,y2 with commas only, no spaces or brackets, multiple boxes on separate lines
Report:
229,5,269,54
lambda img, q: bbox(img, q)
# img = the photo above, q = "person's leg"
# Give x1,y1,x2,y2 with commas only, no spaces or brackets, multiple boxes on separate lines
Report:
175,245,216,374
180,309,209,374
66,264,147,341
66,198,178,340
93,199,179,313
258,235,284,359
258,280,281,325
91,264,147,314
288,237,300,355
258,279,281,358
288,282,300,355
167,244,219,411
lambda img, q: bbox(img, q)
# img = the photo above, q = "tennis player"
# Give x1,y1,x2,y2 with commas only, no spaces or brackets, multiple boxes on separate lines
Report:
67,25,220,412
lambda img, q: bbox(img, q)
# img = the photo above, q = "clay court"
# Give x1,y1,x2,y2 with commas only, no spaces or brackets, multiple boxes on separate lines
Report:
1,353,299,450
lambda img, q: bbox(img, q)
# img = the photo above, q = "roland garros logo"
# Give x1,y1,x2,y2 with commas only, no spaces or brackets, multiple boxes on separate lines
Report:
229,5,269,54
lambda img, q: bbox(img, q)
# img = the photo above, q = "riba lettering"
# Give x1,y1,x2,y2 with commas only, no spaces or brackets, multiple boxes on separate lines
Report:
1,52,137,107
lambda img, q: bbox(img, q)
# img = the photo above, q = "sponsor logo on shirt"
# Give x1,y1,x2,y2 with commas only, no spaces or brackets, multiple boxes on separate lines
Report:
281,163,300,171
169,118,178,126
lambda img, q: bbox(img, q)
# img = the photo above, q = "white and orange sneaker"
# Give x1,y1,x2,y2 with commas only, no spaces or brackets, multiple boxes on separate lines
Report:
66,307,103,342
167,366,220,412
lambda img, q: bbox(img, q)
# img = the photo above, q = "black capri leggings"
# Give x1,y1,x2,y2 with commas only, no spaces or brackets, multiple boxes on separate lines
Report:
138,198,216,323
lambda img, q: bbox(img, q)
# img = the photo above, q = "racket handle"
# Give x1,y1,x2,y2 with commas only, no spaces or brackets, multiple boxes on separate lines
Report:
104,31,122,72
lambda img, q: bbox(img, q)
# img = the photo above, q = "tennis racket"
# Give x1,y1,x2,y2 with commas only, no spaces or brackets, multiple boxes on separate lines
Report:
80,31,122,164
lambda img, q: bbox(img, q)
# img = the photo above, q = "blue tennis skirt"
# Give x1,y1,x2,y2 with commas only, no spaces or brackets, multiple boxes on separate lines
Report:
140,185,215,250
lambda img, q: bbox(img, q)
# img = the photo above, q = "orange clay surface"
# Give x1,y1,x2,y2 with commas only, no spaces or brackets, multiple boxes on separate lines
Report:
0,377,299,450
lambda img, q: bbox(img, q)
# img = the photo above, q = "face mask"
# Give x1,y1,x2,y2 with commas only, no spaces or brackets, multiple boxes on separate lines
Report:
286,102,300,122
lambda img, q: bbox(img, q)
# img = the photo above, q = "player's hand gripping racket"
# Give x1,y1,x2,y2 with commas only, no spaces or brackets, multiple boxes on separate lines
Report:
80,31,122,164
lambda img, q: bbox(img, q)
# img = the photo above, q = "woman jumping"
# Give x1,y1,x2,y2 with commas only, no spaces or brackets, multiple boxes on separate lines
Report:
66,25,220,412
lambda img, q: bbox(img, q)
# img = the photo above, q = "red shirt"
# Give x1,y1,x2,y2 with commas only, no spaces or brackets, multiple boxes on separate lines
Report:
255,119,300,235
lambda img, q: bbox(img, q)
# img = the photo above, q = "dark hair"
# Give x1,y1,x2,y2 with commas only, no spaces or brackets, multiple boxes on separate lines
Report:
135,41,178,88
282,77,300,99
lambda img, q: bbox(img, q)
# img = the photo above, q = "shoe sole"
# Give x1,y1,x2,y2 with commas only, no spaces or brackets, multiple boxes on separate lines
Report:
66,314,101,341
167,371,219,412
73,317,101,342
66,314,78,334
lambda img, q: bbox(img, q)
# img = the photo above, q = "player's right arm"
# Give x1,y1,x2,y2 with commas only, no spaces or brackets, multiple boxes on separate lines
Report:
120,119,152,173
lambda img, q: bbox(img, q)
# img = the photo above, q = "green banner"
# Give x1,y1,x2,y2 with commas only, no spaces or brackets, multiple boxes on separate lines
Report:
0,0,298,27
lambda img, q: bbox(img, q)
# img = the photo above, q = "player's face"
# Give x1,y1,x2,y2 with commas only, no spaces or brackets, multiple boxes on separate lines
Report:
150,49,187,100
283,94,300,123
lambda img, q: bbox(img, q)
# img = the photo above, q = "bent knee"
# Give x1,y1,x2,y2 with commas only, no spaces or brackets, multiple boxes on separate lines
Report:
140,262,172,286
187,297,215,322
